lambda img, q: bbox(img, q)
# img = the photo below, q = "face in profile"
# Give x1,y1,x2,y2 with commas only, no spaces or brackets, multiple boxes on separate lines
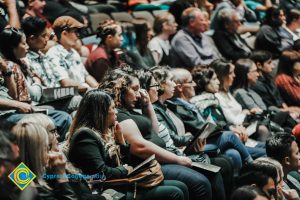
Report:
205,72,220,93
13,34,29,59
259,58,274,74
29,0,46,14
148,77,159,103
124,77,141,109
107,25,123,49
223,64,236,90
181,74,197,100
107,101,118,128
293,62,300,76
161,75,176,100
247,63,259,86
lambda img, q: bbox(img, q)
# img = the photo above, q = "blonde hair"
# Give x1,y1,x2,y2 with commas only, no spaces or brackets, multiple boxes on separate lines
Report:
255,157,284,183
19,113,55,131
12,122,49,186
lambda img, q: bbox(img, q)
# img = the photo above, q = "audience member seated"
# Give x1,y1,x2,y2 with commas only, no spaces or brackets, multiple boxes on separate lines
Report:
231,185,268,200
283,9,300,42
67,89,189,200
253,157,299,200
0,28,71,139
275,50,300,107
22,0,50,25
20,113,59,151
232,58,297,131
126,19,155,69
280,0,300,12
0,0,20,31
250,50,300,116
169,0,198,28
85,20,124,82
213,8,253,61
236,159,279,199
266,132,300,196
47,16,98,90
255,6,289,58
21,16,82,115
148,12,178,66
12,122,79,199
282,9,300,49
99,68,214,200
211,59,269,142
190,67,266,168
244,0,272,21
0,130,38,199
170,7,222,69
145,68,233,199
210,0,257,30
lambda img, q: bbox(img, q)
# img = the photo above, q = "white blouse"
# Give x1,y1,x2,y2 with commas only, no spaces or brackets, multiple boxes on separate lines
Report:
215,91,246,125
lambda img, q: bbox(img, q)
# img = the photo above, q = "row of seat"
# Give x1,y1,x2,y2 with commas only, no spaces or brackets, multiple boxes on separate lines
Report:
89,10,167,32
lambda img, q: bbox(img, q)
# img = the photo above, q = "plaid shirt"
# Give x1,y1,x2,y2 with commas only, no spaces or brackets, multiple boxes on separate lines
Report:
46,44,89,84
26,50,62,88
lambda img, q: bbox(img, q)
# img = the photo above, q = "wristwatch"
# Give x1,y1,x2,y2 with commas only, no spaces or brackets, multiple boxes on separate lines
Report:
2,70,13,77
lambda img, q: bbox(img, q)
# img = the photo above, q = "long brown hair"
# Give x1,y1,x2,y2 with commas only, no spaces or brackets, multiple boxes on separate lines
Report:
69,89,112,139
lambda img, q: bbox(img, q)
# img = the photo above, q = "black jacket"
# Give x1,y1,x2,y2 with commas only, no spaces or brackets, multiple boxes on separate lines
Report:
213,30,252,61
68,128,128,180
166,98,205,136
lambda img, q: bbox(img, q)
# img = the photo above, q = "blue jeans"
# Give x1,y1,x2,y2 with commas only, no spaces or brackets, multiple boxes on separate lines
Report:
208,131,252,162
161,164,212,200
4,110,71,140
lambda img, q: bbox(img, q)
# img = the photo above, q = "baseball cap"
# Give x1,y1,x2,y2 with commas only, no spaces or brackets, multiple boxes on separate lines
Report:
52,16,84,30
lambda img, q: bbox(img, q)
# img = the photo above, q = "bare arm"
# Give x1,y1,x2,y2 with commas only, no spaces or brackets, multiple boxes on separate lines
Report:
60,78,89,91
85,75,98,88
119,119,192,166
0,60,17,99
140,89,159,134
4,0,20,29
0,98,34,113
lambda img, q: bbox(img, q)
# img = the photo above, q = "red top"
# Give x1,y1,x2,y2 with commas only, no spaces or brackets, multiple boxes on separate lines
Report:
275,73,300,106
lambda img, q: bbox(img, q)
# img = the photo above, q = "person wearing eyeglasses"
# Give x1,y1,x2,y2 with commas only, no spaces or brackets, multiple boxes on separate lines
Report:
46,16,98,91
22,16,82,115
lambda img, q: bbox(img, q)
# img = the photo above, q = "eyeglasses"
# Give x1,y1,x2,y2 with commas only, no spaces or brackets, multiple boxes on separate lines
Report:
149,84,160,88
49,128,59,137
182,80,194,85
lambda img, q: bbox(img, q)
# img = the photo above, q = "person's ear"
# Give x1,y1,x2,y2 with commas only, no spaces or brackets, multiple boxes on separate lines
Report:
256,62,262,70
175,83,183,93
106,35,113,42
284,156,290,166
28,0,35,7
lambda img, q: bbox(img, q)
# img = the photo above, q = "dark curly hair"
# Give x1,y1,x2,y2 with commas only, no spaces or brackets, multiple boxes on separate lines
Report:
97,20,120,45
192,67,215,94
98,68,137,107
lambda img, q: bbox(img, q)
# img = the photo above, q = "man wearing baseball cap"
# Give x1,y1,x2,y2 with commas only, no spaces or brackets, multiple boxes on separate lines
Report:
47,16,98,91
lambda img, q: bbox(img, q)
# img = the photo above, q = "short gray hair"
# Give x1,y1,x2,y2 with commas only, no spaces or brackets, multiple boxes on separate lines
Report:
216,8,237,30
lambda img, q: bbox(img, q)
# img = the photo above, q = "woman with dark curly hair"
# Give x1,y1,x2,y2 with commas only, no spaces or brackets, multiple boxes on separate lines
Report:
85,20,124,82
67,89,188,200
99,68,215,200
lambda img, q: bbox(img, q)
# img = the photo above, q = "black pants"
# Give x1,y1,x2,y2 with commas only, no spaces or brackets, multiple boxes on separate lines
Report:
211,155,234,200
161,164,212,200
128,180,189,200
